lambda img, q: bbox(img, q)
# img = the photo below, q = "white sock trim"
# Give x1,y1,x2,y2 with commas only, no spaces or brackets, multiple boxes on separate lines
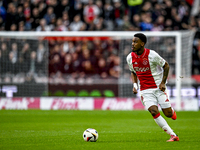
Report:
154,115,176,136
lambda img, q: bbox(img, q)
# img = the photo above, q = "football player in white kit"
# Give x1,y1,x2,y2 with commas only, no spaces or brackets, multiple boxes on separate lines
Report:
126,33,179,142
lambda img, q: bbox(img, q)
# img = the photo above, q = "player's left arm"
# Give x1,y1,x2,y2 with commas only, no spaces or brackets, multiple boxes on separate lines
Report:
159,61,170,92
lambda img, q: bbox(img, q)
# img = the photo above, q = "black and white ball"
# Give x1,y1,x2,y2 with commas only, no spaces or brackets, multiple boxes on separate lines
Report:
83,128,98,142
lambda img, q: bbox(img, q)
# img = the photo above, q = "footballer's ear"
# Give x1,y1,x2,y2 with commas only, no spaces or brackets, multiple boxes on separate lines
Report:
141,41,145,47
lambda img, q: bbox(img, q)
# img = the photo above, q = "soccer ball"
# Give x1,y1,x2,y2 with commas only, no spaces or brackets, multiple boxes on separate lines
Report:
83,128,98,142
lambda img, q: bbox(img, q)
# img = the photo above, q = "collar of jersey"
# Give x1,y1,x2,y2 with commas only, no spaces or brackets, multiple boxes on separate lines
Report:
132,48,147,58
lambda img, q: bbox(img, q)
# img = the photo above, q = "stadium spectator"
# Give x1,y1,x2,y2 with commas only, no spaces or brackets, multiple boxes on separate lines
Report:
95,0,104,18
62,53,75,74
108,53,120,78
36,18,52,31
8,51,18,74
113,0,126,29
164,18,173,31
21,43,31,72
61,11,70,28
97,57,109,79
56,0,71,19
0,2,6,21
54,18,68,31
10,23,17,31
23,1,31,29
72,0,84,20
44,7,55,25
80,48,96,77
139,14,153,31
69,14,86,31
49,53,63,75
0,16,4,30
121,15,134,31
62,41,76,53
38,1,47,18
18,21,25,31
71,51,82,75
1,43,9,73
151,15,165,31
30,7,41,30
164,0,173,20
83,0,100,30
28,51,37,74
5,3,18,30
131,14,141,30
10,43,18,64
16,55,25,73
36,43,46,74
93,17,106,31
16,5,25,26
103,0,114,31
127,0,143,23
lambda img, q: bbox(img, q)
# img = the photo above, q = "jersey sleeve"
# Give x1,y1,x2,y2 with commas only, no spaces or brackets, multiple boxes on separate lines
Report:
151,50,166,67
126,53,135,73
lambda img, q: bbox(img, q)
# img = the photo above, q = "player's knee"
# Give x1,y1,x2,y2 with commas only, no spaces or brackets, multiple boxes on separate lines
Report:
148,106,159,117
163,108,173,118
165,112,173,118
150,110,159,116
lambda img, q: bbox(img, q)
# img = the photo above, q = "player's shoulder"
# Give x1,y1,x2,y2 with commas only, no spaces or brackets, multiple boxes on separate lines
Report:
149,49,157,54
126,52,132,61
149,49,160,57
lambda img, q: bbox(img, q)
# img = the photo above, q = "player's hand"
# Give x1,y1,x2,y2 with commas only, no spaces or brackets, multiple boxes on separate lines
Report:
133,88,138,94
159,82,166,92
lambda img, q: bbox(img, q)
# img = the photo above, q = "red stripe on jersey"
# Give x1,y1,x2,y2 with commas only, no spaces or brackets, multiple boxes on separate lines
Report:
131,48,157,91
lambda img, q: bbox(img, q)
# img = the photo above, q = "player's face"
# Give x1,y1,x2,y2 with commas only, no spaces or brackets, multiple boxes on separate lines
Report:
131,37,143,52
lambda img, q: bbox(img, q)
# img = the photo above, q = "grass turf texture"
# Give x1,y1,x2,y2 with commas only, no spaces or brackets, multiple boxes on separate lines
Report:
0,110,200,150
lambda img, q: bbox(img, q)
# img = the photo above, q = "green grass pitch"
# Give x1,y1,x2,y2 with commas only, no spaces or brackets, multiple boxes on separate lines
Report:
0,110,200,150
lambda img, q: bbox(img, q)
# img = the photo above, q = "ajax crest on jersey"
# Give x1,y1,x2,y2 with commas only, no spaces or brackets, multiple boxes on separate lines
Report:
83,128,98,142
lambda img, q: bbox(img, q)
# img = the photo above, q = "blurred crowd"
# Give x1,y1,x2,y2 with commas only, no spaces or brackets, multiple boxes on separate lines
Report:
0,0,200,84
0,0,199,32
48,37,120,84
0,38,47,83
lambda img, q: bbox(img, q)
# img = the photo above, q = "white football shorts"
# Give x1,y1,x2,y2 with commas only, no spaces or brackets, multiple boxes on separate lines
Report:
140,87,171,110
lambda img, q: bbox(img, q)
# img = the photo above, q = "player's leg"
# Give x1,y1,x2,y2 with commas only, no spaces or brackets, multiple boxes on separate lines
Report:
141,91,179,141
157,87,177,120
157,90,179,141
147,105,176,136
162,107,177,120
142,93,176,136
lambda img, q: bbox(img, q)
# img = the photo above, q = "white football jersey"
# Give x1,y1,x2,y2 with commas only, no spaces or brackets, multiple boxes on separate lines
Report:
126,48,166,91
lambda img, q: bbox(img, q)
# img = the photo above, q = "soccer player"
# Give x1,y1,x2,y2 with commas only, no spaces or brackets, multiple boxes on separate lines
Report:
126,33,179,142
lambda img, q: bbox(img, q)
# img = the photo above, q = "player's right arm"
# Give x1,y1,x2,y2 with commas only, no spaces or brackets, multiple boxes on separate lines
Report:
131,71,138,94
126,53,138,94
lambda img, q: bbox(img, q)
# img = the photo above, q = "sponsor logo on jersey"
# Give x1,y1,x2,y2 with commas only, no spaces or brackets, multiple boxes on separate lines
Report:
133,67,149,72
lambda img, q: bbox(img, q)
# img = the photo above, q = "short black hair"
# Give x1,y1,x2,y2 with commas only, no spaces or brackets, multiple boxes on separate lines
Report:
134,33,147,45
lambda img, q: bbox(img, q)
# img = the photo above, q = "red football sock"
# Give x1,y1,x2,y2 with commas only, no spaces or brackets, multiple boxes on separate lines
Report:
153,113,160,119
